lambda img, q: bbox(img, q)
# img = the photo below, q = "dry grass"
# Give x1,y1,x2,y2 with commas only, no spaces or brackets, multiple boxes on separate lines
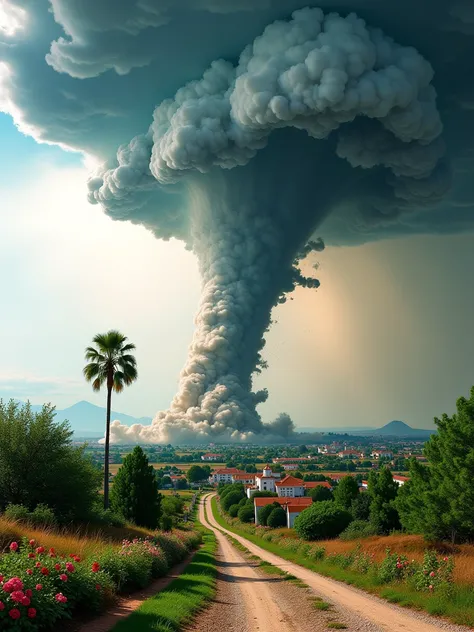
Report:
314,534,474,585
0,517,156,557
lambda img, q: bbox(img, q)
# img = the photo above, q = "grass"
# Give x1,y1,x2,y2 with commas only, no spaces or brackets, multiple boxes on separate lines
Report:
327,622,347,629
0,516,159,557
211,497,474,628
313,601,332,611
111,503,217,632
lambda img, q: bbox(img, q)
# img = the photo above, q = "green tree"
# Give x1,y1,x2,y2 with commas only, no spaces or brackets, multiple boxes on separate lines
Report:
110,446,161,528
368,468,400,534
267,506,287,528
0,400,101,521
229,504,240,517
294,501,352,541
187,465,207,483
221,489,245,512
351,492,371,521
397,387,474,543
309,486,333,502
83,330,137,509
237,505,254,523
333,476,359,510
258,502,280,526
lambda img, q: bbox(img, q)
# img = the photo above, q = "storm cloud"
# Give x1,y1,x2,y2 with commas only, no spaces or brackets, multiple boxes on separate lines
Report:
1,0,473,442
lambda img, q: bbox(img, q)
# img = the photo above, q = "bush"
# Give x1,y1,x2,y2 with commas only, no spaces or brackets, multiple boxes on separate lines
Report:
3,504,57,528
0,401,102,522
222,490,245,512
3,504,30,523
309,486,333,502
258,503,279,526
294,501,352,541
267,507,287,529
238,497,248,507
228,504,240,518
110,447,161,528
86,503,126,528
160,514,173,531
339,520,378,541
237,505,254,523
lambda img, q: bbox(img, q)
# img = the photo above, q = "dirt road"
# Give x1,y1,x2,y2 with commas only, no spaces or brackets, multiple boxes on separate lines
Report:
199,494,470,632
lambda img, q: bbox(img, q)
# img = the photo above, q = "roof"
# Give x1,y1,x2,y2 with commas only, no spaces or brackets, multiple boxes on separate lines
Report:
232,473,256,480
393,475,410,482
254,497,312,508
275,475,304,487
213,468,243,474
302,481,331,489
202,453,223,457
328,473,357,480
286,504,310,513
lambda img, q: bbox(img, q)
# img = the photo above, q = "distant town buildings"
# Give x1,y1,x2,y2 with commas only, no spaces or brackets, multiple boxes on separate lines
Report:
201,453,224,461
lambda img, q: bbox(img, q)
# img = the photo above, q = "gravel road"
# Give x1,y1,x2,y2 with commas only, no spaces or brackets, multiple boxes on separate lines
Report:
196,494,472,632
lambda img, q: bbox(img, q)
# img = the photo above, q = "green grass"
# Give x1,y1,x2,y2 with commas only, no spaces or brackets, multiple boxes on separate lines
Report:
327,622,347,629
313,600,332,611
111,506,217,632
210,497,474,628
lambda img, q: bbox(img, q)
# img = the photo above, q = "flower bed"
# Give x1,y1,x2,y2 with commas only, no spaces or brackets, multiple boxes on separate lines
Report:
0,531,201,630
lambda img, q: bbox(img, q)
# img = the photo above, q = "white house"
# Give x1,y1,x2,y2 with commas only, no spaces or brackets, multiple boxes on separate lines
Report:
201,453,223,461
286,502,311,528
209,468,243,485
371,451,394,460
253,496,312,526
275,475,305,497
393,475,409,486
282,464,299,471
245,465,281,497
231,473,256,485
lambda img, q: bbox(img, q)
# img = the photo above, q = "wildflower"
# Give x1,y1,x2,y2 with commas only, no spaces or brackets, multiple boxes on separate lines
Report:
49,548,56,555
25,589,32,598
21,596,31,606
35,562,41,568
26,569,33,576
54,564,61,571
429,571,436,578
35,584,43,591
36,546,45,554
66,562,75,573
74,556,81,563
55,592,68,603
41,567,49,576
28,553,35,559
59,574,68,582
429,584,433,591
443,556,449,562
91,562,100,573
10,591,25,603
9,608,21,620
95,584,101,591
29,540,35,547
28,608,37,619
9,542,18,552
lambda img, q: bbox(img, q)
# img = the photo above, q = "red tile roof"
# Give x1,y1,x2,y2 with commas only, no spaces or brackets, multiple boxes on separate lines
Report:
232,473,256,480
275,475,304,487
213,468,243,474
393,475,410,482
254,497,312,507
286,504,310,513
302,481,332,489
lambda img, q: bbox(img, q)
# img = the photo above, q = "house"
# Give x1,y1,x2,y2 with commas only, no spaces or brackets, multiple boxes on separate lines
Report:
371,450,394,460
272,457,312,463
282,464,299,471
201,453,223,461
209,468,244,485
245,465,281,497
302,481,332,491
393,475,409,486
337,450,362,459
253,496,312,525
170,475,186,488
275,475,306,497
231,473,257,485
327,472,357,482
286,502,311,528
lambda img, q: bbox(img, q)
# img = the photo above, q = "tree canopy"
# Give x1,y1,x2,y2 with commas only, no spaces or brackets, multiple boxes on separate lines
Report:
333,476,359,510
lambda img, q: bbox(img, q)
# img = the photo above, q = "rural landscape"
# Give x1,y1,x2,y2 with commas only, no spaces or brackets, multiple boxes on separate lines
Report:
1,0,474,631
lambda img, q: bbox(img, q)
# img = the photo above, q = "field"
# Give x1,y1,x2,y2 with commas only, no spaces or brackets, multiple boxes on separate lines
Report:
109,462,226,475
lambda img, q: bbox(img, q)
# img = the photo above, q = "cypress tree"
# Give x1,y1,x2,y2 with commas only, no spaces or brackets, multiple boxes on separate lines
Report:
110,446,162,528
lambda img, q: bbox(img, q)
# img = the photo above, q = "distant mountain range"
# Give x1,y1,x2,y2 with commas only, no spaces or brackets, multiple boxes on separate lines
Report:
18,400,152,437
297,420,435,438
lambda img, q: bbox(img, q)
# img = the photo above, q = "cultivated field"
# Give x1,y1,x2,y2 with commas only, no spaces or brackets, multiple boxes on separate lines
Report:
109,462,226,475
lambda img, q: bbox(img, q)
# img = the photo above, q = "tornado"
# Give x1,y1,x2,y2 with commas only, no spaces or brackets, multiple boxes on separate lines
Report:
84,8,447,443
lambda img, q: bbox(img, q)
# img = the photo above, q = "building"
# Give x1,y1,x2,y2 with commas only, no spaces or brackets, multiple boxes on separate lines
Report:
282,464,300,471
231,473,256,485
275,475,306,497
393,475,409,486
302,481,332,491
201,453,224,461
286,503,310,528
209,468,243,485
337,450,362,459
255,465,281,493
371,451,394,460
170,475,186,488
253,496,312,526
272,457,313,463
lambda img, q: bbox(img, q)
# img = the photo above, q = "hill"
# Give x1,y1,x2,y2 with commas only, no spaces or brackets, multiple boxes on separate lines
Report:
372,420,435,438
16,400,152,437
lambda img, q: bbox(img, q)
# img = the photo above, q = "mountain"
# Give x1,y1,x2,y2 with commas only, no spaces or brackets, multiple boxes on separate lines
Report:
371,420,435,438
16,400,152,437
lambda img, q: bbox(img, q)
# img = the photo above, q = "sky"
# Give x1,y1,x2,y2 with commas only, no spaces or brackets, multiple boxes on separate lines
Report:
1,0,474,437
1,106,473,429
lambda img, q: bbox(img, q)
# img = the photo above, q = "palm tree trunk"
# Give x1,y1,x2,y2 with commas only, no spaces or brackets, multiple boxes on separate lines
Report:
104,385,112,510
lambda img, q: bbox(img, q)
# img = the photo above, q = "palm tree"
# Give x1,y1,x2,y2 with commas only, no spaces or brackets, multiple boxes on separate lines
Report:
83,330,137,509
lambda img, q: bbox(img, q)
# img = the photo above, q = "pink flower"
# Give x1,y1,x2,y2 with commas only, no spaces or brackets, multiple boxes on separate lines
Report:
35,562,41,568
91,562,100,573
95,584,101,591
0,601,4,611
0,575,3,582
29,540,35,547
36,546,45,554
66,562,75,573
28,608,37,619
55,593,68,603
41,567,49,576
28,553,36,559
9,542,18,552
25,589,32,598
54,564,61,571
26,569,33,576
430,571,436,578
443,557,449,562
429,585,433,591
35,584,43,591
9,608,21,620
10,591,25,603
21,596,31,606
59,574,68,582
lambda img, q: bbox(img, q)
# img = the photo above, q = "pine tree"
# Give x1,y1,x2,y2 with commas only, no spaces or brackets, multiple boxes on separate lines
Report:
368,468,400,534
110,446,162,528
397,387,474,543
333,475,359,510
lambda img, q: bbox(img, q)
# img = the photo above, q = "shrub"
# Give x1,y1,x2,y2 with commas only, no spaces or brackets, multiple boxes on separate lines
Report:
238,498,248,507
228,504,240,518
258,503,278,526
267,507,287,529
339,520,378,541
3,504,30,523
222,490,245,512
237,505,255,523
309,486,333,502
378,549,412,584
160,515,173,531
410,550,454,594
29,505,57,528
308,545,326,561
294,501,352,541
86,503,126,528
